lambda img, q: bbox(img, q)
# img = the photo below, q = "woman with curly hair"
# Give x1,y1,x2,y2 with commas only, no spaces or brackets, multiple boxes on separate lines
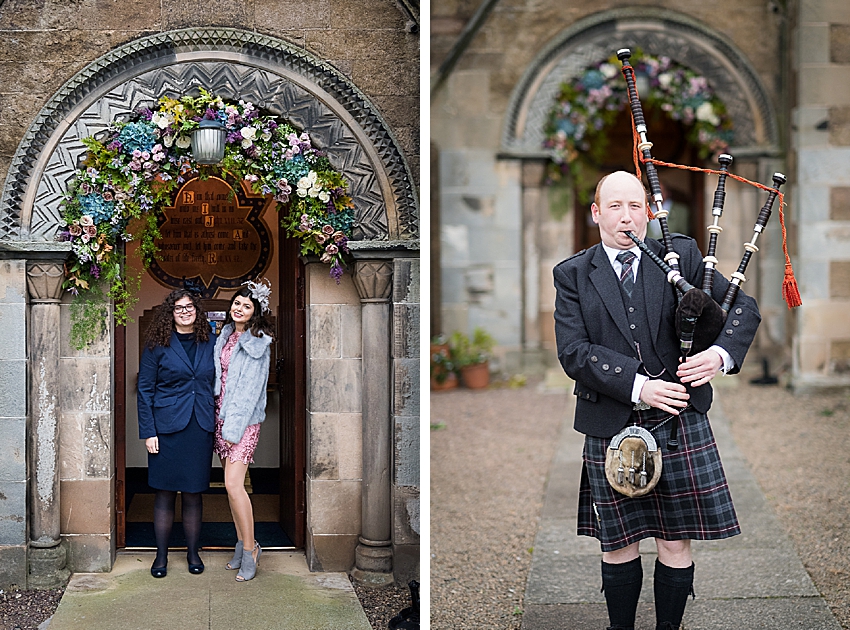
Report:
137,288,216,578
214,280,274,582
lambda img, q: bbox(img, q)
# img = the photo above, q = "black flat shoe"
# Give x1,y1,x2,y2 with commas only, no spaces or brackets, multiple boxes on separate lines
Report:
187,554,204,575
151,562,167,578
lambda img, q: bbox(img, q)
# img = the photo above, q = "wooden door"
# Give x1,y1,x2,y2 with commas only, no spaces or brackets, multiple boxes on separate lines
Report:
278,228,306,547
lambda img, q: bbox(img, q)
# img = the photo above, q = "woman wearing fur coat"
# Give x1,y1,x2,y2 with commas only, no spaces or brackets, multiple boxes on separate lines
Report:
213,279,274,582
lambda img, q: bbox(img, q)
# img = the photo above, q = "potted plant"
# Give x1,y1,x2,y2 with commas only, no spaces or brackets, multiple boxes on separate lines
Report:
430,335,458,391
449,327,496,389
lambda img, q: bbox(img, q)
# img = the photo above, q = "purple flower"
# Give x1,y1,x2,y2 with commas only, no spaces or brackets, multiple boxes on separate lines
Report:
226,131,242,144
90,263,100,279
330,261,344,283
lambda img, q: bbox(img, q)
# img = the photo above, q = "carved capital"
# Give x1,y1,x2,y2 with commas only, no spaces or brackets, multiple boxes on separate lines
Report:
26,261,65,302
353,260,393,302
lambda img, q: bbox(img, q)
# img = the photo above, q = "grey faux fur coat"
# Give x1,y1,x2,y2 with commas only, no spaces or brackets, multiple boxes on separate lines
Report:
214,323,273,444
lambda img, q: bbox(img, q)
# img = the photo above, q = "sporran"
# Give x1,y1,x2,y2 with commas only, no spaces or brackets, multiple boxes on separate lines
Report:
605,425,662,497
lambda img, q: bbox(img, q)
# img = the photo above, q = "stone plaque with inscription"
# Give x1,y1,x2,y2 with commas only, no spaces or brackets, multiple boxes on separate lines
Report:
148,177,273,297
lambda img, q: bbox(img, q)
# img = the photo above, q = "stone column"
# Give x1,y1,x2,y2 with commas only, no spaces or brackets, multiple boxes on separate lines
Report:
350,259,394,586
26,261,70,588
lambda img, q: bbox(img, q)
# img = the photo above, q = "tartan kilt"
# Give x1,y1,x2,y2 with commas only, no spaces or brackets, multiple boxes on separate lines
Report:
577,406,740,552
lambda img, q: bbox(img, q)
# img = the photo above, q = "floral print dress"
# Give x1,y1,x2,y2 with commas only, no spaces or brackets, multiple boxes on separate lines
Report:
214,330,262,464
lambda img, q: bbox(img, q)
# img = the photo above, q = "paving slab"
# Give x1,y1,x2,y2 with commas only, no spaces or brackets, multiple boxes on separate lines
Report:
521,382,842,629
46,552,371,630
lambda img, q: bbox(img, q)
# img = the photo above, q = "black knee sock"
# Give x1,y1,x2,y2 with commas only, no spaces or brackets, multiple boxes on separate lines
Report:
601,557,643,629
181,492,204,564
653,559,694,629
152,490,177,568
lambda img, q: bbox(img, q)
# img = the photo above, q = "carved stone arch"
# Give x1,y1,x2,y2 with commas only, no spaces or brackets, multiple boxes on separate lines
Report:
501,7,779,158
0,28,418,243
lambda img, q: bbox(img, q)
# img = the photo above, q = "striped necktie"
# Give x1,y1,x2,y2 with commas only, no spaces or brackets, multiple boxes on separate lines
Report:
616,250,636,298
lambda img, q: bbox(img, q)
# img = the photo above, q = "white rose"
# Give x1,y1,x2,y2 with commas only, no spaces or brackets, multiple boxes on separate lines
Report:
241,138,253,149
599,64,619,79
318,191,330,203
297,188,308,198
308,186,321,198
695,101,720,125
163,135,174,148
297,176,311,190
658,73,673,89
175,135,191,149
152,112,173,130
240,127,257,141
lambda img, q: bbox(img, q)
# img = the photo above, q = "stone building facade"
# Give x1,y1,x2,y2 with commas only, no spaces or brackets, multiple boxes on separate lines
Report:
0,2,420,589
432,0,850,392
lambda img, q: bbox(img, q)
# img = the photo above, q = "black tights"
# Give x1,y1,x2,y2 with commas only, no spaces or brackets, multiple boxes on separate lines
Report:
152,490,203,568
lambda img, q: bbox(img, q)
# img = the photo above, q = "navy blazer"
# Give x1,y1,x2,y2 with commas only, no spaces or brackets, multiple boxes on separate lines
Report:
554,234,761,438
137,331,217,439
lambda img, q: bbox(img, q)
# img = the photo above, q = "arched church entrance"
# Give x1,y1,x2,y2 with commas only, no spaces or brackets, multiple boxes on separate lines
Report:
496,7,785,353
3,28,418,584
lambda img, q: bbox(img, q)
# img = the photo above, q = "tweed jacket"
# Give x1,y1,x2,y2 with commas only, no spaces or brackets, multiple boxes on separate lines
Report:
214,323,273,444
553,234,761,438
137,331,217,439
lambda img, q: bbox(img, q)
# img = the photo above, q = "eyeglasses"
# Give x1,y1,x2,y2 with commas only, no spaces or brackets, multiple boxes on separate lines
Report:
173,304,196,314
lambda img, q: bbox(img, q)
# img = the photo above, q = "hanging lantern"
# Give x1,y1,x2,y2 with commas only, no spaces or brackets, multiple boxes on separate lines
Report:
191,119,227,165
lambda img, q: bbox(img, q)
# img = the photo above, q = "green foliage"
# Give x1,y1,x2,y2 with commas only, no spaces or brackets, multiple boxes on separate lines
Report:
448,327,496,368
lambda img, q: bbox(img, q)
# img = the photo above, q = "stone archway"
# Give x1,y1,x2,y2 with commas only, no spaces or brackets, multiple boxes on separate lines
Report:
0,28,418,243
502,7,779,157
498,7,785,355
3,28,419,587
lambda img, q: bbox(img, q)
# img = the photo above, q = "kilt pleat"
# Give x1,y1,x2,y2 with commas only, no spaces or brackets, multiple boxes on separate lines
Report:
577,406,739,552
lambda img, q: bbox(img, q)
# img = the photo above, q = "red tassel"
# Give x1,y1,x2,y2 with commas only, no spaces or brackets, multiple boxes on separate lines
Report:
782,263,802,308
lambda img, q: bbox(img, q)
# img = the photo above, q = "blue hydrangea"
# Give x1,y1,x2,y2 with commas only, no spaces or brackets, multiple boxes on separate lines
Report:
324,208,355,233
79,194,116,224
582,70,606,90
275,154,310,182
117,122,157,154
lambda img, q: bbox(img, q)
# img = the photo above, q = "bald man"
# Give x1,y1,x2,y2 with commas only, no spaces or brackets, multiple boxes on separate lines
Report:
553,172,761,630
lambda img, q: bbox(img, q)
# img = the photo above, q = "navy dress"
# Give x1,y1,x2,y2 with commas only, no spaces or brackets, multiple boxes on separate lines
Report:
138,331,216,493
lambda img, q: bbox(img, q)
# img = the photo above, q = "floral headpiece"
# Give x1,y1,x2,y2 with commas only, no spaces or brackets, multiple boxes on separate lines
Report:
242,278,272,314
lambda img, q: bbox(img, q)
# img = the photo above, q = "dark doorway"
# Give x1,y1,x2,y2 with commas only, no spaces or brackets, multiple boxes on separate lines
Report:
574,107,706,253
115,231,306,550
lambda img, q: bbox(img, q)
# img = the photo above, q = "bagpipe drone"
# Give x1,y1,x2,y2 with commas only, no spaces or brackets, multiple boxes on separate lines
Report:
604,49,801,498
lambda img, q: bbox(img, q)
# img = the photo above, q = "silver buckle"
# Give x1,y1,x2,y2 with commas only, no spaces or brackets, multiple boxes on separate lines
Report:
633,400,651,411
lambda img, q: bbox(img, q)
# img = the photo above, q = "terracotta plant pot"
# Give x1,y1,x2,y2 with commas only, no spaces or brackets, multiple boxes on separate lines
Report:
460,362,490,389
431,371,458,391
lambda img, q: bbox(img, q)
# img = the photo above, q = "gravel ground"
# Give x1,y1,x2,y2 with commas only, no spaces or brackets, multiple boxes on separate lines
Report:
430,380,568,629
0,572,410,630
0,587,64,630
351,579,416,629
720,379,850,630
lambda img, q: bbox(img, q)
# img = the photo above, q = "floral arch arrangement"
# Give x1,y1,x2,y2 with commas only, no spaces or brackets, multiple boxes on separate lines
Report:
59,90,354,346
543,50,734,199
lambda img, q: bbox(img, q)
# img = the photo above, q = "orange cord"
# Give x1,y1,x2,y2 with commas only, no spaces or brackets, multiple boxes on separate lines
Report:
621,65,800,307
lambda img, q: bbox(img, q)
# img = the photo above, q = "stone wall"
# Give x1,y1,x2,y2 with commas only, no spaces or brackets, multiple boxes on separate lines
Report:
305,263,363,571
391,258,420,585
793,0,850,389
0,260,28,587
57,300,115,572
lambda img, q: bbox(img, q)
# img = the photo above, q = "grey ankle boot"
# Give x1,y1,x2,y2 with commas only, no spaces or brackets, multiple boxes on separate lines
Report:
236,542,261,582
226,540,243,570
